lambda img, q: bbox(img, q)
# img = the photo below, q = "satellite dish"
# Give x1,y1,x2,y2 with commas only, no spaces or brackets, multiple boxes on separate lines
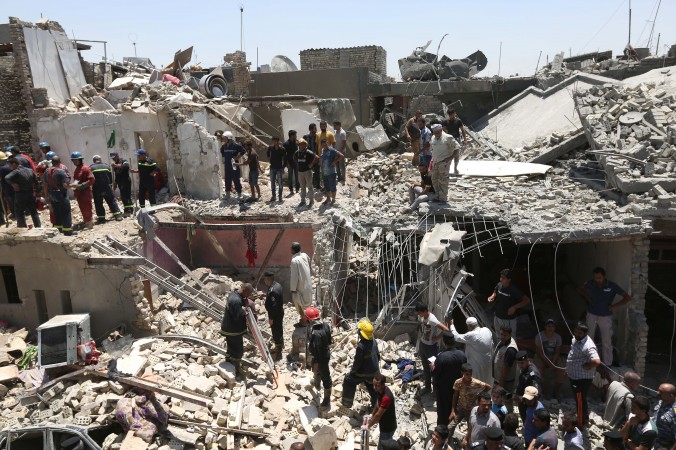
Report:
270,55,298,72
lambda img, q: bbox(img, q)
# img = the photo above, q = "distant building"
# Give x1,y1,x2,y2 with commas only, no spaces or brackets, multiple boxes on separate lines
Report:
300,46,387,77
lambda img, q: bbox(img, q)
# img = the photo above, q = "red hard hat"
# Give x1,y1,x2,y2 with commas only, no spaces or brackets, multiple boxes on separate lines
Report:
304,307,320,321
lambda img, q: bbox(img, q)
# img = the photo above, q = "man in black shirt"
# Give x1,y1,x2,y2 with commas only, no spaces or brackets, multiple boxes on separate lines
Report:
44,156,73,235
304,123,322,190
294,139,319,208
262,271,284,360
487,269,530,336
442,109,468,146
404,160,436,213
220,131,246,199
515,350,542,421
433,334,467,426
220,283,253,379
110,152,133,215
242,141,262,202
5,157,41,228
367,374,397,447
267,137,286,202
283,130,300,195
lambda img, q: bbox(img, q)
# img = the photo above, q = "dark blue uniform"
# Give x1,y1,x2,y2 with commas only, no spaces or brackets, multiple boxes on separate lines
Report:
91,162,121,222
5,166,41,228
45,165,72,235
112,158,132,213
220,142,245,195
137,157,159,207
342,336,380,408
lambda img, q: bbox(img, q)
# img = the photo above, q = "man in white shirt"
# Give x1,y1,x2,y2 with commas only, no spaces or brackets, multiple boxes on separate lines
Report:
333,120,347,183
290,242,313,326
415,302,449,395
449,316,494,385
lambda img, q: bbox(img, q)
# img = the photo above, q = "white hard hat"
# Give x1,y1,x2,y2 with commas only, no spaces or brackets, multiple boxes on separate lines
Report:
223,131,234,139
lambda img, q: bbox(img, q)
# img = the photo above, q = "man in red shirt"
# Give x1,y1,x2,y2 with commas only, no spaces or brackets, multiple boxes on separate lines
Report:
70,151,94,229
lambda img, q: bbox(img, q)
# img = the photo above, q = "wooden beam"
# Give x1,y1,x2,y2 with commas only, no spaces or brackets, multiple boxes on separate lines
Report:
206,105,268,150
156,221,312,231
253,229,285,287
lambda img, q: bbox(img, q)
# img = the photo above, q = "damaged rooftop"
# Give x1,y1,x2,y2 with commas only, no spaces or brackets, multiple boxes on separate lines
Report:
0,4,676,450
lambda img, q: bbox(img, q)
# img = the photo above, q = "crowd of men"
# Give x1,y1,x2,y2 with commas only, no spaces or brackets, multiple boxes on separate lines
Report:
220,252,675,450
0,142,166,235
217,119,346,207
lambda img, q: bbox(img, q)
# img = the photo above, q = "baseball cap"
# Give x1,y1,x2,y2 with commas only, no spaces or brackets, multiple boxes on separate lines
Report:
523,386,539,401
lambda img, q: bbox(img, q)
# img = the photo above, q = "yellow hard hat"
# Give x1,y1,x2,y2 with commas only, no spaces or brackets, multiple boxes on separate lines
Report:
0,153,6,161
357,318,374,340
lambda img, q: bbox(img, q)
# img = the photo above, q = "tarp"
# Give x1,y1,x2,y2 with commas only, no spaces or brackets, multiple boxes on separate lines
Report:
456,160,551,177
418,223,466,266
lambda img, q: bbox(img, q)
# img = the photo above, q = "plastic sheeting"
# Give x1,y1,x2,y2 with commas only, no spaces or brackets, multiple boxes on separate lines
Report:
418,223,466,267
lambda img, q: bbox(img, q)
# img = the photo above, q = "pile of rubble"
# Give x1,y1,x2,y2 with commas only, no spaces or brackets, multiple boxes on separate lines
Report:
575,76,676,204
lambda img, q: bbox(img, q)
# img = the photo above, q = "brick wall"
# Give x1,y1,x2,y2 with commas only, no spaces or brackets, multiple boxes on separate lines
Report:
408,95,444,116
300,46,386,77
0,54,31,149
223,51,251,97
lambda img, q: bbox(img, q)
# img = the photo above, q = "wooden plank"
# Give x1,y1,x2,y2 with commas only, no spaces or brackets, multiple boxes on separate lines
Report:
156,221,312,231
168,418,266,438
253,229,285,287
206,105,269,150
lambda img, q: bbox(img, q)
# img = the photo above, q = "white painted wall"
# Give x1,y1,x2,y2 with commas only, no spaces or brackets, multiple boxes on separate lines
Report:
176,122,221,199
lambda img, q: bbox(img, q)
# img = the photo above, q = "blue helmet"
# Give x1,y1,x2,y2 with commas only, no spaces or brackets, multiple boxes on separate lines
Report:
6,146,19,154
135,149,147,156
70,151,83,160
39,142,51,149
45,151,57,161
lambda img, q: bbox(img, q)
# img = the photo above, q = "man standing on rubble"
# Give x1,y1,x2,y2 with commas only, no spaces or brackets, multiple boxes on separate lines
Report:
220,283,254,379
220,131,245,200
576,267,631,366
320,138,343,206
342,318,380,408
110,152,133,215
432,333,467,427
515,350,542,421
442,109,469,147
295,139,319,208
306,306,332,408
566,322,601,427
284,130,300,195
415,302,449,396
290,242,313,326
242,141,262,202
267,137,286,202
70,151,95,229
493,326,519,408
333,120,347,183
366,373,397,448
487,269,531,336
90,155,122,223
131,149,160,208
45,155,73,236
429,123,458,203
263,271,284,360
304,123,322,191
5,157,41,228
404,111,423,166
449,317,493,385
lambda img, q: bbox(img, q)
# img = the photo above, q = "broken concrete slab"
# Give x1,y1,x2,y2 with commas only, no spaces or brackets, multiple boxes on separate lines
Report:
115,355,147,377
307,425,338,450
316,98,356,130
281,109,320,138
355,122,390,151
0,365,19,383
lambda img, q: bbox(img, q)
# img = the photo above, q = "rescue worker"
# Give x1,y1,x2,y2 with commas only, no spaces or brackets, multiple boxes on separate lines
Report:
305,306,332,408
341,318,380,408
220,283,253,379
131,149,160,208
7,146,37,171
468,427,513,450
45,155,73,235
90,155,122,223
5,157,41,228
515,350,542,422
220,131,245,199
262,271,284,360
69,151,95,229
110,152,133,215
36,151,57,226
38,141,52,159
37,151,56,176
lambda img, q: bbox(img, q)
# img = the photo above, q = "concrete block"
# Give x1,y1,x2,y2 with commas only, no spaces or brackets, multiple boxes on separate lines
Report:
281,109,321,139
115,355,147,377
183,376,216,396
307,425,338,450
217,361,237,388
355,123,390,151
299,404,319,435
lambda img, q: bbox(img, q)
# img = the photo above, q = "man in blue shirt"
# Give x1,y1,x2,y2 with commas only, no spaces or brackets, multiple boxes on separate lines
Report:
220,131,245,200
319,138,343,206
576,267,631,366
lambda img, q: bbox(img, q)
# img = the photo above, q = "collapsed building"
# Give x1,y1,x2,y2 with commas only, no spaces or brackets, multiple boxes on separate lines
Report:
0,13,675,450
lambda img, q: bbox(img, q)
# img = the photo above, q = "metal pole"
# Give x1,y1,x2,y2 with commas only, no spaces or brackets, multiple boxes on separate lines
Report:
498,42,502,77
534,50,542,75
656,33,661,56
103,42,107,88
628,0,632,44
240,6,244,52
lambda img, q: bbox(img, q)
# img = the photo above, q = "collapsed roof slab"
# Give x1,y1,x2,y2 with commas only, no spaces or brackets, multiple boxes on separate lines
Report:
472,73,619,160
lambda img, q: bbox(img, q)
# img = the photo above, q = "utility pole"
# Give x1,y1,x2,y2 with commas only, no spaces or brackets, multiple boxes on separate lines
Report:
628,0,632,44
240,6,244,52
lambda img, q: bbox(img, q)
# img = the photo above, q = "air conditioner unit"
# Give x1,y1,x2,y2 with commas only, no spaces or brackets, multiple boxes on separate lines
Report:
37,314,92,369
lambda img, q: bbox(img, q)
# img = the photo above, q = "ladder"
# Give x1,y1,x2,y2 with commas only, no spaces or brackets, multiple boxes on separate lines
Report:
92,238,225,321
